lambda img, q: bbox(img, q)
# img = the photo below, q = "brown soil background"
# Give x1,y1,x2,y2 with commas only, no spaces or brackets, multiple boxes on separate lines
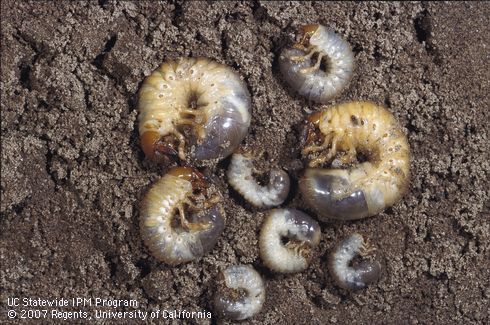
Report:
1,1,489,324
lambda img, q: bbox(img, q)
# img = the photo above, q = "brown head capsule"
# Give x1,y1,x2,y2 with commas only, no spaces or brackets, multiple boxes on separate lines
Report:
328,233,382,290
138,57,251,162
299,101,410,220
140,166,225,265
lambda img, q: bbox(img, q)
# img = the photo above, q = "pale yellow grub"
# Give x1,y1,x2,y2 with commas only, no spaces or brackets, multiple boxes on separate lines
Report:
300,101,410,220
138,57,251,162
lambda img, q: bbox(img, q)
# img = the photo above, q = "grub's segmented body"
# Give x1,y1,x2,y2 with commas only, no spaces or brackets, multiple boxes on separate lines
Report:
140,167,225,265
279,24,354,103
227,152,290,208
329,233,382,290
213,265,265,320
138,57,251,162
259,209,321,273
300,101,410,220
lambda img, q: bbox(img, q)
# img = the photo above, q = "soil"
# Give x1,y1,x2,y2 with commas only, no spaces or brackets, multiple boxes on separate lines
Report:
1,1,489,324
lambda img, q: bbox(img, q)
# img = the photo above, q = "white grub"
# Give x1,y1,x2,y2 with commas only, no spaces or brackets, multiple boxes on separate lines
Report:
213,265,265,320
279,24,354,103
299,101,410,220
329,233,382,290
259,209,321,273
139,167,225,265
138,57,251,162
227,152,290,207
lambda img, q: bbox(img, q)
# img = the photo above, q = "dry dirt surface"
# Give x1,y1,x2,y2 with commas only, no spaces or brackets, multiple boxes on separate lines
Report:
1,1,489,324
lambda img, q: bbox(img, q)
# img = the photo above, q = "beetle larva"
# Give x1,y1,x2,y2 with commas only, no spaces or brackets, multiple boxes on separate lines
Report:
227,151,290,208
279,24,354,103
138,57,251,162
140,167,225,265
329,233,382,290
213,265,265,320
259,209,321,273
299,101,410,220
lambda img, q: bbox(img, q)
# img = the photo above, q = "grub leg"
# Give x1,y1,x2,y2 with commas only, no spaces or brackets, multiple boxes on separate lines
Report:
290,45,316,62
300,52,325,74
171,130,186,160
309,135,338,167
302,133,332,155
